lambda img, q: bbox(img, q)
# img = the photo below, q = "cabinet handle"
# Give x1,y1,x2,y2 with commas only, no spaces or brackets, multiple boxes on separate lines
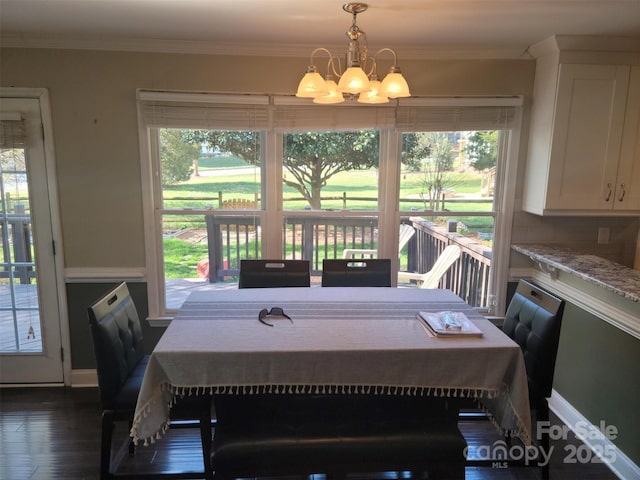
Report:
618,184,626,202
604,183,612,202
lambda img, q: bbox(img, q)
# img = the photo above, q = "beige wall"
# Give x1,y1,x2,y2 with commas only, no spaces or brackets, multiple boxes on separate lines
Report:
2,47,638,269
0,47,537,268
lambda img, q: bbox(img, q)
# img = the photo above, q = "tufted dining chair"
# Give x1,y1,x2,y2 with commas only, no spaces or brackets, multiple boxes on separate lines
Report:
502,280,564,479
464,279,564,479
88,282,213,480
503,280,565,408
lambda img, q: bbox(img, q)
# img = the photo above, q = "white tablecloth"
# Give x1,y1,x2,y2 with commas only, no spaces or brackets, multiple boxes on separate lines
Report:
131,287,531,446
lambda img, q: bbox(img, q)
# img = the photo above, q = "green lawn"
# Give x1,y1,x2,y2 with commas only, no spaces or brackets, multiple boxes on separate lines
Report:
165,156,490,211
163,238,209,278
198,155,249,169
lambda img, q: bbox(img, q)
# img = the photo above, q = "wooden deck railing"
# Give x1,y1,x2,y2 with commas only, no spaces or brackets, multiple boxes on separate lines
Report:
405,217,492,308
283,216,380,273
0,203,36,285
4,210,492,307
203,215,380,281
201,214,493,308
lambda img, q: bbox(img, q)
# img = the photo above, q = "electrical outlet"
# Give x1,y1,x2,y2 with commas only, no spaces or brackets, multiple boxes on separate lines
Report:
597,227,610,244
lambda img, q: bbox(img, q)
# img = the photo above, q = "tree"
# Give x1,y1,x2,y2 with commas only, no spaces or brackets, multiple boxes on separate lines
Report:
186,130,379,209
466,130,498,171
421,133,456,210
159,129,199,186
283,131,378,208
404,132,458,210
401,133,430,171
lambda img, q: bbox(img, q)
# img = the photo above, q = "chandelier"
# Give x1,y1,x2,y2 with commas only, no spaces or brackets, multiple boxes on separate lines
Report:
295,3,411,104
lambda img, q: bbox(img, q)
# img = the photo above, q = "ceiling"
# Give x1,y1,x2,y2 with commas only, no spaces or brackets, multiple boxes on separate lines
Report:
1,0,640,58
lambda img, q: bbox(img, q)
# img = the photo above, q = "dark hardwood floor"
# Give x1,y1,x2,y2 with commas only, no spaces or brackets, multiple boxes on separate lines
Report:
0,387,619,480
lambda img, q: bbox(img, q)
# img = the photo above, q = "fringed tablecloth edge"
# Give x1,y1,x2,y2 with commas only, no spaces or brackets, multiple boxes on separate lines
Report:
131,382,528,446
165,383,500,398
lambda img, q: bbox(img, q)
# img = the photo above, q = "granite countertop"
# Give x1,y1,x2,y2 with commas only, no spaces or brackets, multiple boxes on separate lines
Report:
512,244,640,303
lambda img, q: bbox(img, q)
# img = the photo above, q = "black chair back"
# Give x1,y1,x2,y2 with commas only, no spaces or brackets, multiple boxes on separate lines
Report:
502,280,565,401
239,259,310,288
88,282,214,480
321,259,391,287
88,282,145,409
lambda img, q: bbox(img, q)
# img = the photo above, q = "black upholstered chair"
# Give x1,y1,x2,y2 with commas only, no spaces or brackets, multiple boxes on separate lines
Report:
238,259,310,288
465,279,564,479
88,282,213,480
321,258,391,287
503,279,564,479
211,393,467,479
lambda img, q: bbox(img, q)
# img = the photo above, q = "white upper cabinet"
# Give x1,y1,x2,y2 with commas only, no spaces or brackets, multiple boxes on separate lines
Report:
523,37,640,216
617,66,640,211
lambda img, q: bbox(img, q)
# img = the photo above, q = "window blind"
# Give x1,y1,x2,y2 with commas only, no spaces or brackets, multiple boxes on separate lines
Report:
138,91,520,133
138,92,270,130
272,104,396,132
395,105,518,132
0,117,26,149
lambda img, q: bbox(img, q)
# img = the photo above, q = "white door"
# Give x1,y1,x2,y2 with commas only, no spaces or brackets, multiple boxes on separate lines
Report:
0,95,65,383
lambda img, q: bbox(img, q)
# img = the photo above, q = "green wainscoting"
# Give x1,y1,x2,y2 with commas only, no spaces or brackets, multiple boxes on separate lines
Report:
554,302,640,467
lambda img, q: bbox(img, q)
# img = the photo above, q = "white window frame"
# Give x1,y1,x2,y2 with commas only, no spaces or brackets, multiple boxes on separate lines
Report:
137,90,523,321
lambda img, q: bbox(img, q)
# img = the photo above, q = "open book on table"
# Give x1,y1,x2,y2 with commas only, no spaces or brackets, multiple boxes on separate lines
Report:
417,311,483,337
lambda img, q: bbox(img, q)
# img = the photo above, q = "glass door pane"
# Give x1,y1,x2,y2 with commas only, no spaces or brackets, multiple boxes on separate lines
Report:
0,138,41,353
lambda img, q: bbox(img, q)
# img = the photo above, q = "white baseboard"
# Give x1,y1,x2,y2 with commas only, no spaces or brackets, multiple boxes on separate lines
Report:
71,369,98,387
550,389,640,480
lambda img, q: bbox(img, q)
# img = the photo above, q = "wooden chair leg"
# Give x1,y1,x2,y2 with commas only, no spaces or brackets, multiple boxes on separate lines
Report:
100,410,115,480
199,404,214,480
537,401,551,480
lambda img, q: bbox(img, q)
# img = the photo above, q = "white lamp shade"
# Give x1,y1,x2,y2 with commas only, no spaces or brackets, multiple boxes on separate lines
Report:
357,79,389,104
296,71,329,98
313,79,345,104
337,67,370,94
379,72,411,98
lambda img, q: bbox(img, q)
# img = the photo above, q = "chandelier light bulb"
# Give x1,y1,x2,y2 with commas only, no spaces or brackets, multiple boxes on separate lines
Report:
296,68,329,98
379,70,411,98
314,78,345,104
337,67,370,94
358,78,389,104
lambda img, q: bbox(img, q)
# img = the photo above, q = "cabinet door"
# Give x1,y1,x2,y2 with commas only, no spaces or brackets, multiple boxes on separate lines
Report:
615,66,640,211
547,64,629,210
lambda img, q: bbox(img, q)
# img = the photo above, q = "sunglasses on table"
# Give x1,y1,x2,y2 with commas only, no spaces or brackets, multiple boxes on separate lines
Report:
258,307,293,327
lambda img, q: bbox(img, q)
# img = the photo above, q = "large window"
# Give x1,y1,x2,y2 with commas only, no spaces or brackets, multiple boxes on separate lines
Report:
138,91,522,319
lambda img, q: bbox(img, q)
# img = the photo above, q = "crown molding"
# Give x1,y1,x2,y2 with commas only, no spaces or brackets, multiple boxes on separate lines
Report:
529,34,640,58
0,33,531,60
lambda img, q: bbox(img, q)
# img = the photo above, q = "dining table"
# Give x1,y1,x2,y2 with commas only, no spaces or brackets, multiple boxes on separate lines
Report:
130,287,532,447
